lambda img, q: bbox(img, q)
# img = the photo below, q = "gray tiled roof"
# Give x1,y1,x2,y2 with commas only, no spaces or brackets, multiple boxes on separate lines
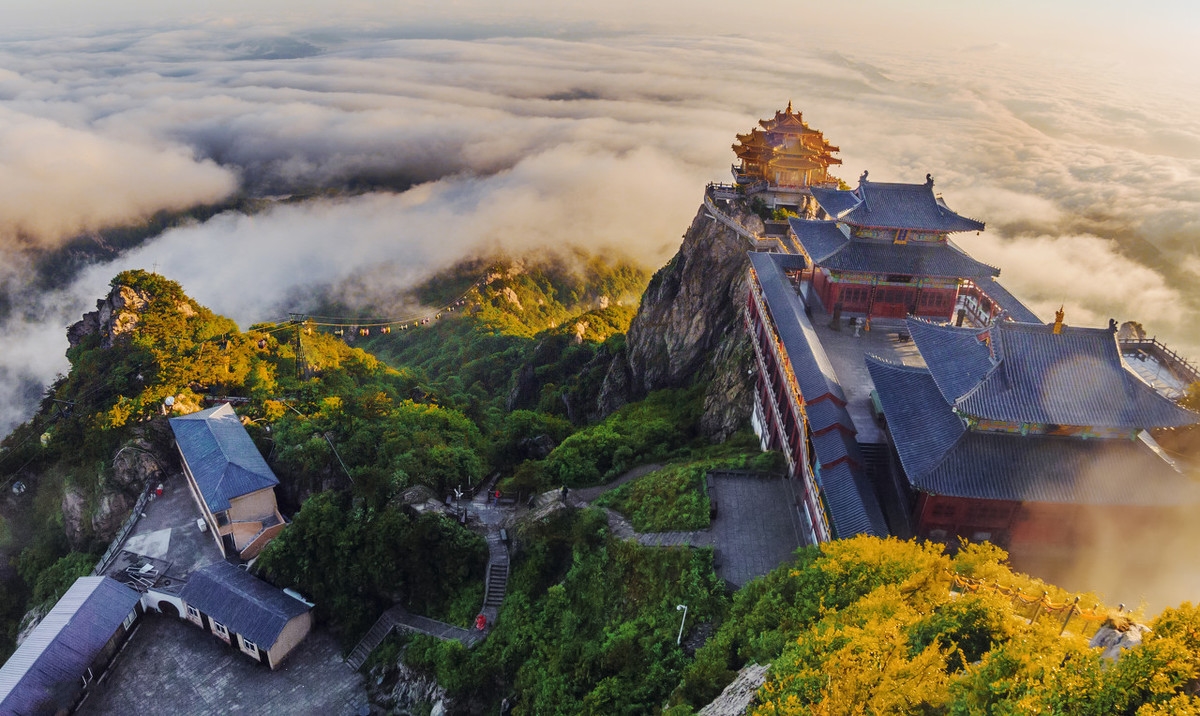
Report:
787,219,848,261
180,562,309,648
922,431,1195,505
867,356,1198,505
788,216,998,279
170,404,279,513
806,399,856,435
813,180,986,233
821,238,998,278
819,462,889,538
810,187,860,218
813,428,862,468
865,358,965,480
748,252,846,404
976,278,1041,323
905,319,996,404
0,577,140,715
911,319,1200,429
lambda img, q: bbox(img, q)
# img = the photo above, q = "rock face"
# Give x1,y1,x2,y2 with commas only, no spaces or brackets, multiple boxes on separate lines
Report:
67,284,153,350
698,663,769,716
369,658,452,715
598,203,756,440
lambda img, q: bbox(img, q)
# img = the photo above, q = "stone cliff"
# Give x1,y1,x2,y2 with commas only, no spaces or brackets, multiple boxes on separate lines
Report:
598,201,758,441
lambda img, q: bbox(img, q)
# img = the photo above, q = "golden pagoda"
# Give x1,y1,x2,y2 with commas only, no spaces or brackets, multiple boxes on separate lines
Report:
732,102,842,189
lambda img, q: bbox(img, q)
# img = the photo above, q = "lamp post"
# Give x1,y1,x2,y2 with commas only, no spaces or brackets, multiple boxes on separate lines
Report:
676,604,688,646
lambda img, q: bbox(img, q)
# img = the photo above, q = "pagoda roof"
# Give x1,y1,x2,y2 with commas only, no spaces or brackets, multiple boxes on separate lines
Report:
811,176,985,233
908,319,1200,429
788,218,1000,279
866,358,1198,505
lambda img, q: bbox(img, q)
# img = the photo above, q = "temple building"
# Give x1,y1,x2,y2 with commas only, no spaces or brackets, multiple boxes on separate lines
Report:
746,251,889,544
866,314,1200,555
789,172,1036,324
731,102,842,210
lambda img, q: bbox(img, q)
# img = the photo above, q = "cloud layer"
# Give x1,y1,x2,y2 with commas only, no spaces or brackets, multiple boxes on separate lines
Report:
0,19,1195,450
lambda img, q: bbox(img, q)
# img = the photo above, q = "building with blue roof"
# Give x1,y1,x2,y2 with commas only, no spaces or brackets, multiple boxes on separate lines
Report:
170,403,286,561
180,561,312,669
867,315,1200,553
745,251,888,544
0,577,141,715
789,172,1037,326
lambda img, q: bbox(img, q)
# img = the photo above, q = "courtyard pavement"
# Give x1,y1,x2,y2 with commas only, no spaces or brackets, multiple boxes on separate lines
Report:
78,614,368,716
708,473,807,587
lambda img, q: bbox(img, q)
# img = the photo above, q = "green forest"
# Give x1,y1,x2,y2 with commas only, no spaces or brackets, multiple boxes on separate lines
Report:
1,257,1199,715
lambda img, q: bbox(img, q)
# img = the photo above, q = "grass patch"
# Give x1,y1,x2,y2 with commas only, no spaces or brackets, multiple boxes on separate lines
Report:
595,447,786,532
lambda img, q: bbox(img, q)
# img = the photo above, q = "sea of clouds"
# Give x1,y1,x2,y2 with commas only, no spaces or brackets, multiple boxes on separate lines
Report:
0,10,1199,608
0,14,1196,430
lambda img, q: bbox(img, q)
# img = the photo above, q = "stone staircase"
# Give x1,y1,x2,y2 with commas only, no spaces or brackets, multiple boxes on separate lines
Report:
482,529,510,615
345,607,400,671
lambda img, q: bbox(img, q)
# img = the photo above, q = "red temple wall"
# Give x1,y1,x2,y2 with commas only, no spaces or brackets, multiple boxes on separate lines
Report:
818,275,958,321
915,494,1166,554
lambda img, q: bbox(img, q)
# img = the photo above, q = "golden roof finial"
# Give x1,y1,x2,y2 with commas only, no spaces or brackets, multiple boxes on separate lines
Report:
786,99,793,114
1053,305,1065,334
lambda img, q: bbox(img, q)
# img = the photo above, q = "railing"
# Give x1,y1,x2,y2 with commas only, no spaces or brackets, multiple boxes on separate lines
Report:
1119,337,1200,385
92,483,153,576
704,194,759,248
950,573,1116,638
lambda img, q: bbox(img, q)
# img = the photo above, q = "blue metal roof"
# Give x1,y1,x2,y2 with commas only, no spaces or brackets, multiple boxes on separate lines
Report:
813,179,985,233
819,462,889,538
180,562,310,648
916,321,1200,429
0,577,140,715
748,252,846,404
867,355,1198,505
170,404,279,513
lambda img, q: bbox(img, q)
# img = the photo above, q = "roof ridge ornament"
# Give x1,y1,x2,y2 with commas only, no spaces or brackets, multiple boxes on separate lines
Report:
1053,306,1065,335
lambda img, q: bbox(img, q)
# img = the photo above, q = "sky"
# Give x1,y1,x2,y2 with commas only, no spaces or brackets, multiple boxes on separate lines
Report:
0,1,1198,605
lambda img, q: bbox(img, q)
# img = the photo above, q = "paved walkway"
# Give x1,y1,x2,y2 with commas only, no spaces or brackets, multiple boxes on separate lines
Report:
708,474,806,587
79,614,368,716
571,466,807,588
389,607,484,647
571,463,663,503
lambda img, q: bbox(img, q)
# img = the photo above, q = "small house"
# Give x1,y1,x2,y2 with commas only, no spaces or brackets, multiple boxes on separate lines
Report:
0,577,142,715
169,403,286,560
179,561,312,669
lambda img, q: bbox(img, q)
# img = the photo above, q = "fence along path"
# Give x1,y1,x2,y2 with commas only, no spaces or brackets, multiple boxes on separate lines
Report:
950,573,1119,638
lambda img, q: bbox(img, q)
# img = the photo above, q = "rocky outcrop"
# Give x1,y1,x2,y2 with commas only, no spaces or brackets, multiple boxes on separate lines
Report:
111,437,167,491
368,658,452,715
67,284,153,350
698,663,769,716
598,202,756,440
